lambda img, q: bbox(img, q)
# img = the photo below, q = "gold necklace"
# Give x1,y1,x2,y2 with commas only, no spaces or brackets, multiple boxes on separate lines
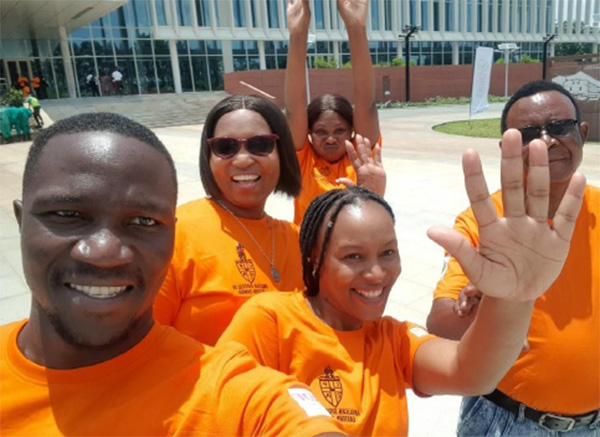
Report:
214,199,281,282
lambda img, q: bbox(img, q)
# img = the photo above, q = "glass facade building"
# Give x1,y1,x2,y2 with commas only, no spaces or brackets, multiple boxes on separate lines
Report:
1,0,598,98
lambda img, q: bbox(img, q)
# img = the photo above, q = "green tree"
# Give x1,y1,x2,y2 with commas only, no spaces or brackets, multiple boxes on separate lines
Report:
553,20,595,56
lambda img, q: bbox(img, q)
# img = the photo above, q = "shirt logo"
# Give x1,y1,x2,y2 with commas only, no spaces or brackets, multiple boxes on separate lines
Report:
318,366,343,408
235,243,256,284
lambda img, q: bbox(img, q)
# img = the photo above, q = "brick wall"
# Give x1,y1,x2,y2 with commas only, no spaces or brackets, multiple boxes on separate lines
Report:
224,63,543,107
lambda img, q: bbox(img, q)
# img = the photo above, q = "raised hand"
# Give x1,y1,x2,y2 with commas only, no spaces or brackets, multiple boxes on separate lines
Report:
336,134,386,197
287,0,311,35
428,129,586,302
454,283,481,319
337,0,369,28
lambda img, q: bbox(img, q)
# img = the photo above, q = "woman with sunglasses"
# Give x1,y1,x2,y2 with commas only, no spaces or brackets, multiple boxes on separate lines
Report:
153,95,304,346
286,0,383,226
218,131,586,435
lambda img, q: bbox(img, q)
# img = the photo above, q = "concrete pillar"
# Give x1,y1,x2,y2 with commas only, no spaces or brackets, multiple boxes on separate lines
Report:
258,40,266,70
58,26,77,98
452,41,459,64
593,43,598,54
168,39,182,94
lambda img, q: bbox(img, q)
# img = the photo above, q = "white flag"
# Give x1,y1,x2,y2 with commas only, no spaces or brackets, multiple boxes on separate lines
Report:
470,47,494,116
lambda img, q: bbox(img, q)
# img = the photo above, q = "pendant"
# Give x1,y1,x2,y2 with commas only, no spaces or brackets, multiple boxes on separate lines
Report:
271,266,281,282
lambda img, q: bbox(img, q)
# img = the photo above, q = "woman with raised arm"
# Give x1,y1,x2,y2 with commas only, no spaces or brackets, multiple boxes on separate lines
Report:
218,130,586,435
286,0,383,225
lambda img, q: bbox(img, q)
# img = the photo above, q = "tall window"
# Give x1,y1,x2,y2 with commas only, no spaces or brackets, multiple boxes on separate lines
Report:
176,0,192,26
314,0,325,29
155,0,167,26
267,0,279,28
195,0,211,26
233,0,246,27
445,0,454,31
371,0,380,31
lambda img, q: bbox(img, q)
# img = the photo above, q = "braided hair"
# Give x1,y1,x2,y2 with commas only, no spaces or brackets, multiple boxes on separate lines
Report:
299,186,395,297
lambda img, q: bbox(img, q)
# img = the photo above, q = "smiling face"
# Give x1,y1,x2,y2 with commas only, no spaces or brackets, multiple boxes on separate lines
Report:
210,109,280,219
505,90,587,185
15,132,176,355
311,200,401,330
309,110,353,163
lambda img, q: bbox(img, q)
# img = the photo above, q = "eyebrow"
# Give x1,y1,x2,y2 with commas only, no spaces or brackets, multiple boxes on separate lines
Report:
31,195,173,215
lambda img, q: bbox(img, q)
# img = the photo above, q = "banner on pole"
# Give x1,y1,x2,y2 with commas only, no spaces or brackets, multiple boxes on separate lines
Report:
470,47,494,116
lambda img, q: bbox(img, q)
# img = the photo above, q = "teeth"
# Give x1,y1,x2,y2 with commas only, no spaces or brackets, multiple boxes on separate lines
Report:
70,284,127,299
232,174,259,182
354,288,383,299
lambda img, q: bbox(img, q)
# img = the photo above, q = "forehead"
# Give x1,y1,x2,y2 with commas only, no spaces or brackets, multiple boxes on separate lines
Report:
25,132,176,206
214,109,270,136
506,91,576,128
313,110,350,127
323,201,395,244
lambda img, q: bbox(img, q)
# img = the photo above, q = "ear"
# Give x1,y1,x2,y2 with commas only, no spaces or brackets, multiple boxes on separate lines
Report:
579,121,589,144
13,200,23,231
498,140,503,149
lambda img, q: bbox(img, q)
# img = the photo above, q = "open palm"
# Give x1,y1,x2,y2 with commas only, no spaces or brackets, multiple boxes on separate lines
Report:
337,0,369,28
337,134,385,197
287,0,310,34
428,129,586,302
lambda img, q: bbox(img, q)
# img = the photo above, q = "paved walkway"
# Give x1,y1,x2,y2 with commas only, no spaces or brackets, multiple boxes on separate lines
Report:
1,101,598,436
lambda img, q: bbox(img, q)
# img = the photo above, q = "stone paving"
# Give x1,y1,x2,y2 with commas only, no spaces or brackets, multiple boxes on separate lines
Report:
1,98,598,436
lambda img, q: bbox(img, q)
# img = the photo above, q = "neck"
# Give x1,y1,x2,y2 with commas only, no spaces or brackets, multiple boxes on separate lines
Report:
306,294,362,331
17,305,154,369
214,198,266,220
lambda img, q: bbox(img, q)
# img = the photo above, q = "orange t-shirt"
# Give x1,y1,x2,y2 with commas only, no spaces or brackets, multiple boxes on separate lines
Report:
154,198,303,346
1,320,343,436
433,186,600,415
218,292,435,436
294,136,383,225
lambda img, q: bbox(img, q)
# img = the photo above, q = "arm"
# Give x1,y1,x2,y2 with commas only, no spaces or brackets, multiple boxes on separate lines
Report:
285,0,311,151
413,129,586,396
338,0,380,144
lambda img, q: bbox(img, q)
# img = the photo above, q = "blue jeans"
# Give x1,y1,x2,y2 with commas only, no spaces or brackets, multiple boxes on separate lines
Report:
457,396,600,436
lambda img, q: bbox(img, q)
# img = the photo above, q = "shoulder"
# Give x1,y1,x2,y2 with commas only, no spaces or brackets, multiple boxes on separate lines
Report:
175,198,218,222
271,217,300,238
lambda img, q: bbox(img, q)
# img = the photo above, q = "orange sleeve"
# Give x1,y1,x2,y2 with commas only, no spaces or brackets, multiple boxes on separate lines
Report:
218,297,283,369
203,344,344,436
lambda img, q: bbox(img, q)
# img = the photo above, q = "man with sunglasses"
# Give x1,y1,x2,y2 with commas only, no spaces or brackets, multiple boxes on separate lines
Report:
426,80,599,436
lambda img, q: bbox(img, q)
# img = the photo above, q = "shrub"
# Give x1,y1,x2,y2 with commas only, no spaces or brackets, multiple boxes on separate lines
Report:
392,57,405,67
314,56,337,69
1,88,24,107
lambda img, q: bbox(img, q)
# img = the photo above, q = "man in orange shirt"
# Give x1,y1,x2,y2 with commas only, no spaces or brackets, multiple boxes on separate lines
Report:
0,112,344,436
427,81,600,435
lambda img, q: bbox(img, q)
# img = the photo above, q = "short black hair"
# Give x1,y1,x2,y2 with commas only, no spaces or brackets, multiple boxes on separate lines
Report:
200,94,301,199
23,112,177,199
307,94,354,131
501,80,581,133
299,186,395,297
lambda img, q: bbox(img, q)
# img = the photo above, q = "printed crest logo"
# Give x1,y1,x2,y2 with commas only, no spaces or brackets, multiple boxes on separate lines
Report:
235,243,256,283
318,166,331,177
318,366,343,408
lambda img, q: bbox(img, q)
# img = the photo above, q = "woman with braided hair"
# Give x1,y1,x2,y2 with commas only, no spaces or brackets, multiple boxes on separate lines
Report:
218,130,586,436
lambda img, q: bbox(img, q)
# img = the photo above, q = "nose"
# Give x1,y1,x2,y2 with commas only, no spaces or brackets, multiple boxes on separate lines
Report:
363,262,386,283
71,227,134,268
231,143,255,168
539,129,558,148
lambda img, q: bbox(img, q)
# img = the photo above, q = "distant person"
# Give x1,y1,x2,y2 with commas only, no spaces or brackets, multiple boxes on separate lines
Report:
285,0,383,225
112,67,124,95
34,74,49,100
100,73,112,95
26,95,43,127
86,72,100,97
0,112,345,436
426,81,599,436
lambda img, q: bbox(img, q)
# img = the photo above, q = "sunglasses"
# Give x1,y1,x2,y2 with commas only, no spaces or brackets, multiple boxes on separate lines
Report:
207,134,278,159
518,119,578,146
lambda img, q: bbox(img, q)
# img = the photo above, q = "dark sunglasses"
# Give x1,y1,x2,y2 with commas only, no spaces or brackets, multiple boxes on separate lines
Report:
518,119,578,146
207,134,278,159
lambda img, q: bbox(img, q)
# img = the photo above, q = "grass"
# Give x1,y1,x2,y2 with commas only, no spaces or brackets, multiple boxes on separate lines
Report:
433,118,502,139
434,118,600,145
378,95,509,109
